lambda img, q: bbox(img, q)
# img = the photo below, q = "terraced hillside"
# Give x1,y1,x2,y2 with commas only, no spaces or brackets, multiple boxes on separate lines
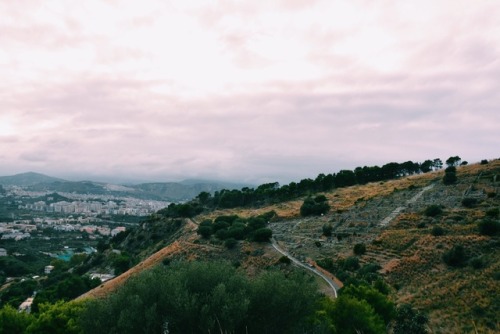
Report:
197,160,500,333
80,160,499,333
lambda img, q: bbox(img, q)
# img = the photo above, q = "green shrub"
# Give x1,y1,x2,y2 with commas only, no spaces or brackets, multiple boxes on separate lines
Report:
443,245,468,267
478,219,500,236
252,228,272,242
461,197,478,208
485,208,499,218
224,238,238,249
343,256,360,271
431,226,445,236
353,243,366,255
197,225,213,239
469,257,485,269
424,205,443,217
322,224,333,237
300,196,330,216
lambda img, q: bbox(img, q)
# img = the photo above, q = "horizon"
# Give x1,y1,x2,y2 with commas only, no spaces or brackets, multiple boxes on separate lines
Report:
1,1,499,184
1,155,495,186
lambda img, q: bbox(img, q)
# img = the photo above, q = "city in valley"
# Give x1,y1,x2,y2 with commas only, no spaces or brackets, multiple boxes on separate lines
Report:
0,175,172,293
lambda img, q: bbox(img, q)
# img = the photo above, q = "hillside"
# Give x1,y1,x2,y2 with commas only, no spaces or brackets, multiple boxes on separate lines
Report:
0,172,66,186
17,178,249,201
79,159,500,333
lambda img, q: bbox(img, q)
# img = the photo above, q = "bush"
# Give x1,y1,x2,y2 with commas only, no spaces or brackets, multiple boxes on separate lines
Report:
353,243,366,255
469,257,485,269
431,226,445,236
478,219,500,236
424,205,443,217
322,224,333,237
278,256,291,265
197,225,213,239
343,256,360,271
443,173,457,185
443,245,468,267
393,304,429,334
224,238,238,249
486,208,499,218
461,197,478,208
480,159,489,165
252,228,272,242
300,196,330,216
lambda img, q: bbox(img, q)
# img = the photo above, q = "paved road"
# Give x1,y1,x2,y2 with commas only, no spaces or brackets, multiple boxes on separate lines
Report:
271,238,339,298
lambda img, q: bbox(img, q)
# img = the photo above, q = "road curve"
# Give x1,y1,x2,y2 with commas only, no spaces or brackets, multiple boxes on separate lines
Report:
271,238,339,298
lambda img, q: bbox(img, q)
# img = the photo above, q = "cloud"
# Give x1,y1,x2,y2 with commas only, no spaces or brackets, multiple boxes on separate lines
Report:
0,0,498,183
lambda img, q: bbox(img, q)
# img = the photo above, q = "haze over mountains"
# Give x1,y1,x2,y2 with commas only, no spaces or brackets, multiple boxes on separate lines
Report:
0,172,251,202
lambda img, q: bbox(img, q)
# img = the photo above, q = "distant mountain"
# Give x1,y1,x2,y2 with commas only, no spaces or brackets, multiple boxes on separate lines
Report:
0,172,66,187
0,172,253,202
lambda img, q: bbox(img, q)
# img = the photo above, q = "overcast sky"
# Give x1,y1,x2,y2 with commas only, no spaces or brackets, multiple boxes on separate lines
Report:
1,0,499,184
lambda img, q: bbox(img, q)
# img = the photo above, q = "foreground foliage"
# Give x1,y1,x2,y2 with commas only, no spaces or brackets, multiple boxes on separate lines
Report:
1,260,399,334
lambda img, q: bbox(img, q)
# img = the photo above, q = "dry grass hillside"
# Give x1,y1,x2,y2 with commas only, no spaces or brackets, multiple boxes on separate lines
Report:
80,160,500,333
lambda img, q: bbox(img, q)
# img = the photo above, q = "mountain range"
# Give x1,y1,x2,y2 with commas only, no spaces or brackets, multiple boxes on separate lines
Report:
0,172,252,202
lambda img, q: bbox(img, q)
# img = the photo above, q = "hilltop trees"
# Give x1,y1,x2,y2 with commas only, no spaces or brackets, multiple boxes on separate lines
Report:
445,156,462,167
161,157,450,216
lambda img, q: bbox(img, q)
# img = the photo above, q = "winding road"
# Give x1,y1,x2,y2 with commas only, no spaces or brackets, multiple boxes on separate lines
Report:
271,238,339,298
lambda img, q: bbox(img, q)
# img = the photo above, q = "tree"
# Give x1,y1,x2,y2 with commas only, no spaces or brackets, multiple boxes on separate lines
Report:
80,261,321,334
26,301,85,334
443,166,457,185
0,305,33,334
433,158,443,170
252,228,272,242
445,156,461,167
420,160,433,173
196,191,211,205
353,243,367,255
197,225,212,239
393,304,429,334
300,195,330,216
342,284,395,325
335,170,357,187
328,295,385,334
246,270,319,334
443,172,457,185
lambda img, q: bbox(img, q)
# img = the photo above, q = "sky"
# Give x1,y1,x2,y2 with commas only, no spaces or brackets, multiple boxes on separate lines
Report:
1,0,499,184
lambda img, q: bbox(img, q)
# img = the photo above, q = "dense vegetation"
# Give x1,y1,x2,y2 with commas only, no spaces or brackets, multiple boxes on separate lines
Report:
197,211,275,245
0,260,402,334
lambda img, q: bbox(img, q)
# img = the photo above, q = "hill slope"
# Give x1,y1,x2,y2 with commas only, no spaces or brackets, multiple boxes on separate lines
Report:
0,172,66,186
79,160,500,333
